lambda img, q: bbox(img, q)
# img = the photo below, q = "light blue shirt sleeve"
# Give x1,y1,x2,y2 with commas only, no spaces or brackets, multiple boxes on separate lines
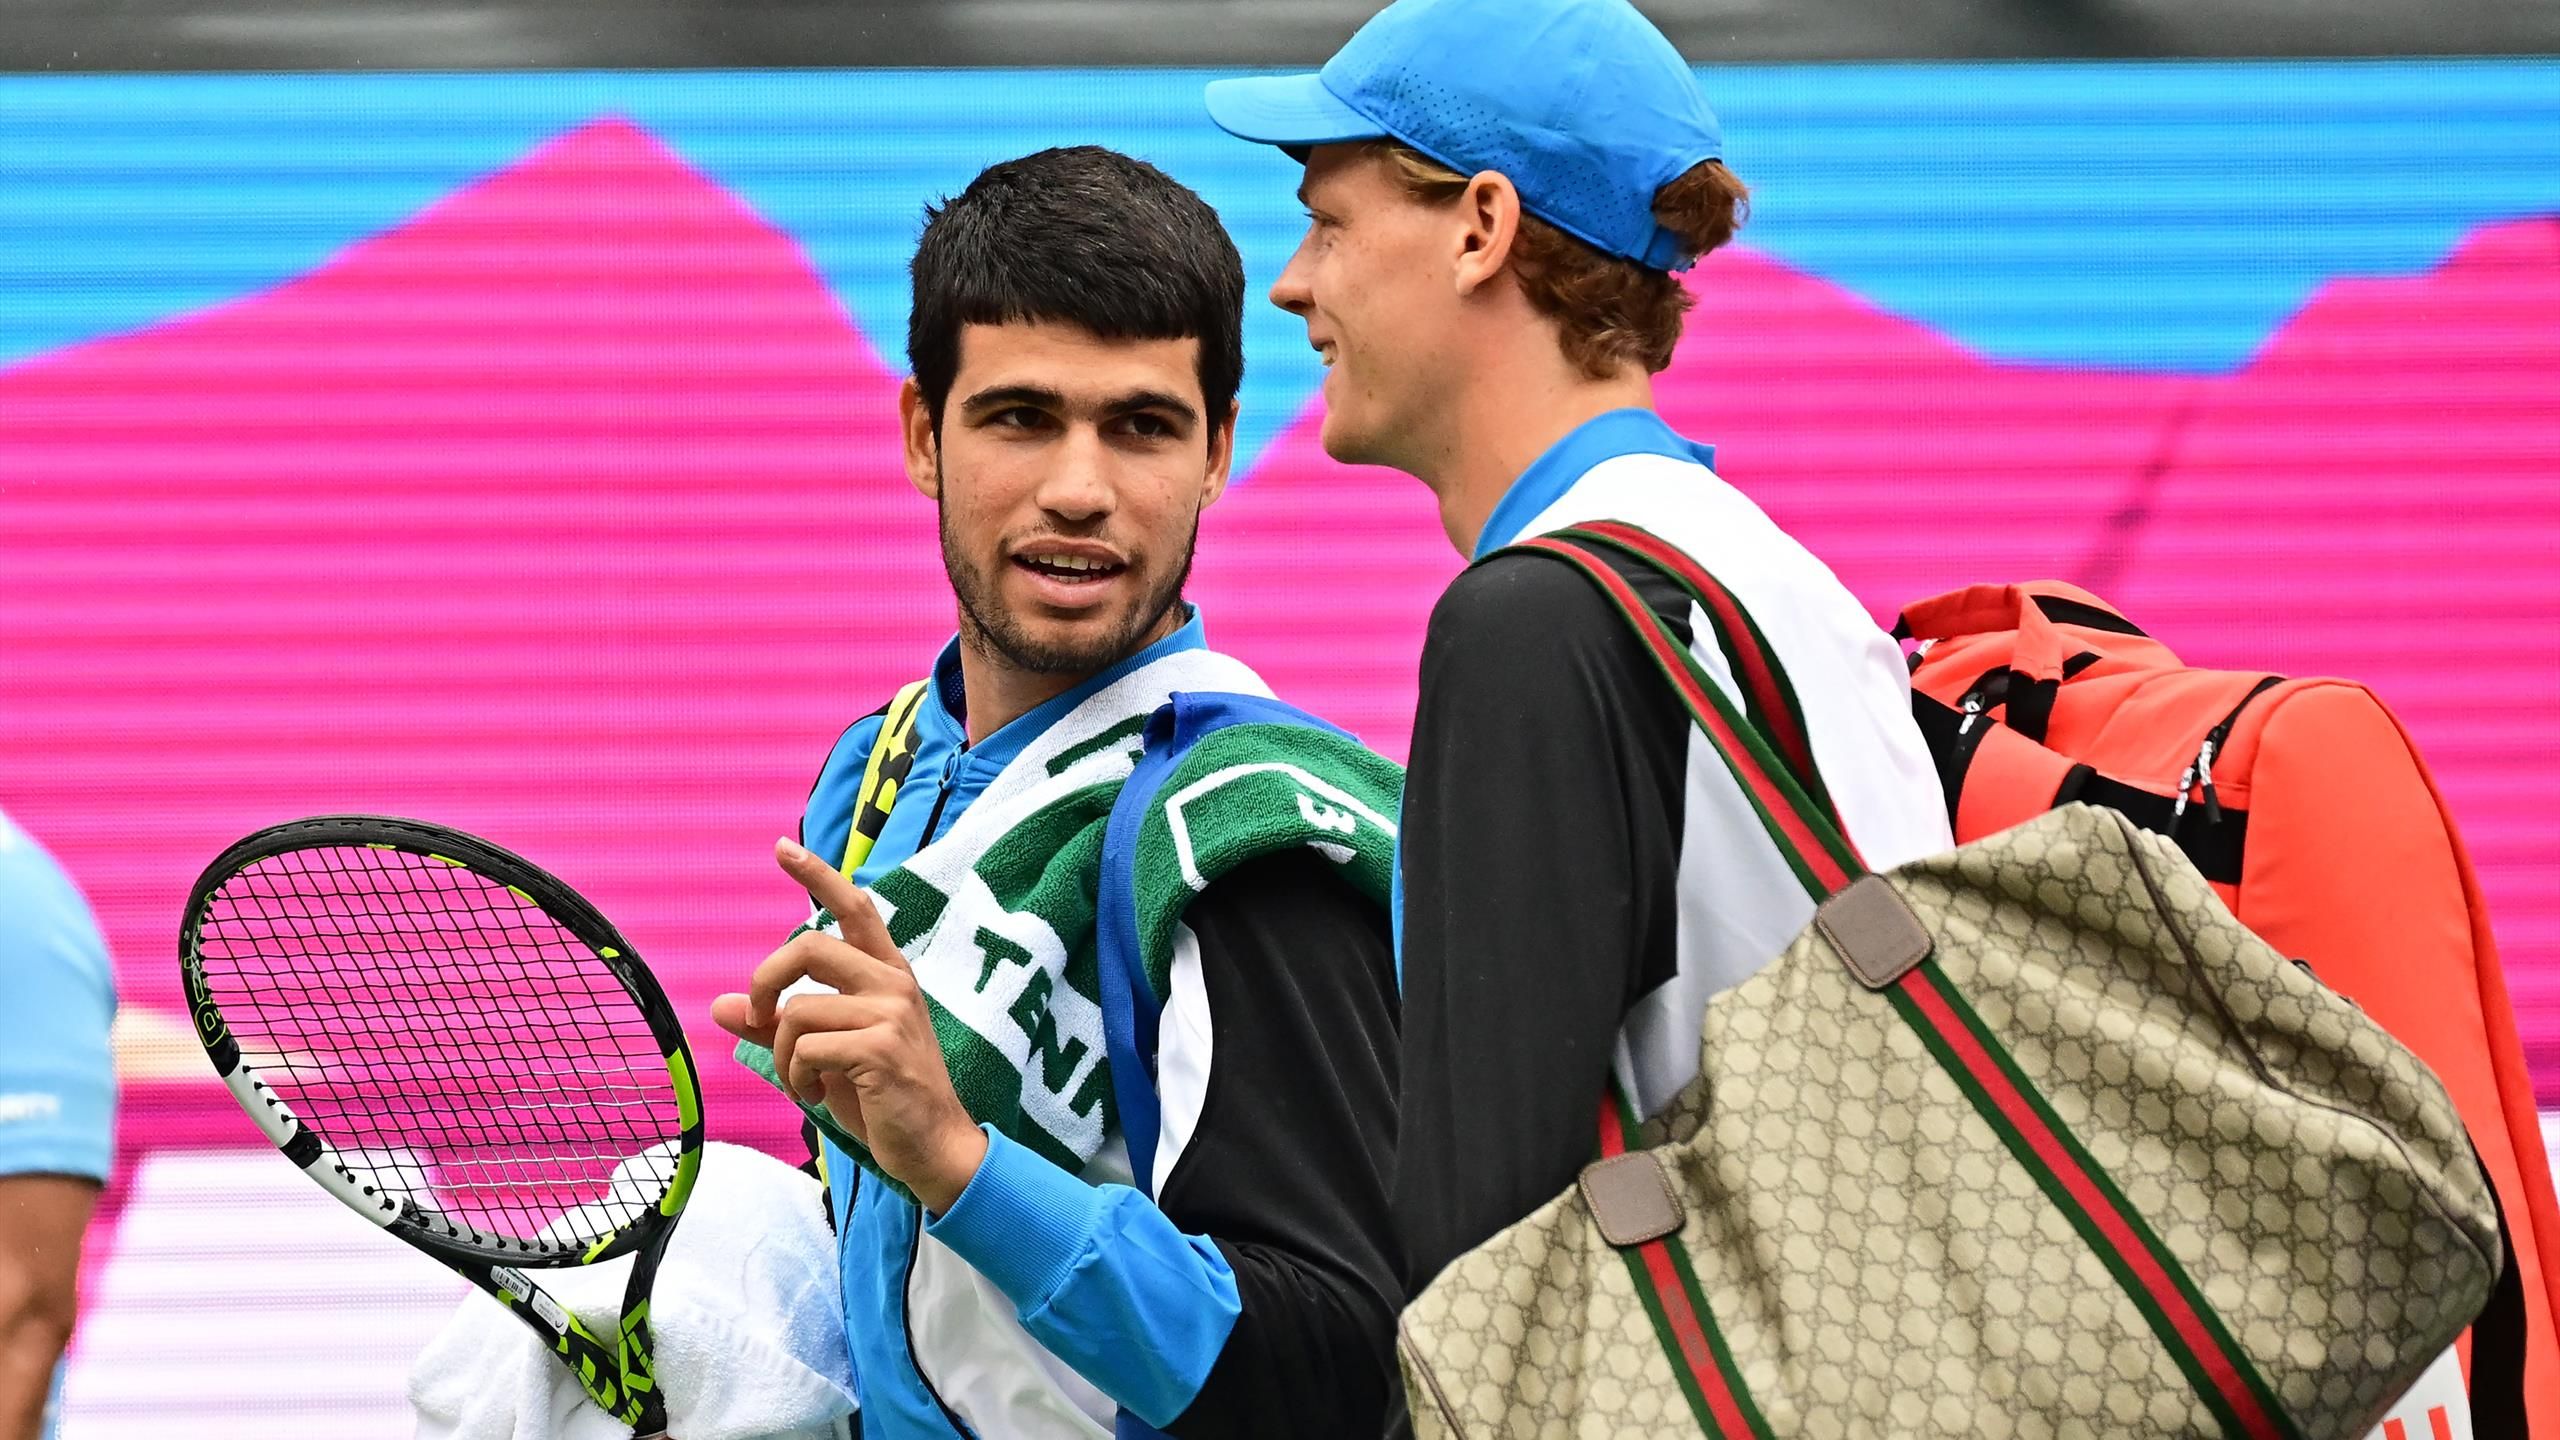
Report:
924,1126,1241,1429
0,813,118,1182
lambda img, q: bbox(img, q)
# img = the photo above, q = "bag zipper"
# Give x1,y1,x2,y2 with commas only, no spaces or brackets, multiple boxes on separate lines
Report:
1956,668,2013,736
917,745,966,844
2174,677,2285,827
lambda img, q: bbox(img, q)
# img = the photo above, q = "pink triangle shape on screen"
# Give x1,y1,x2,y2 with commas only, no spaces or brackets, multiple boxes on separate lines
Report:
1212,215,2560,1074
0,117,948,1151
6,107,2558,1141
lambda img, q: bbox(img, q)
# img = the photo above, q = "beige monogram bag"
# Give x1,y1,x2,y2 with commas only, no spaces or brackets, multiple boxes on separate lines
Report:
1397,526,2510,1440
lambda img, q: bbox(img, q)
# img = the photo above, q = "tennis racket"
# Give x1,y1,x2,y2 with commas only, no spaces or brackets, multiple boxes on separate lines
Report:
180,815,703,1437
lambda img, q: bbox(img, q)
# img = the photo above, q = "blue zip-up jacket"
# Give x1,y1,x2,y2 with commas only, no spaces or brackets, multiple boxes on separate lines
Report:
796,613,1403,1440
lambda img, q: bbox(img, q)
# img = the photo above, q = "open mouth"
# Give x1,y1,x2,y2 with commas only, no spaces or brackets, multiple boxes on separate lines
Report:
1013,551,1128,586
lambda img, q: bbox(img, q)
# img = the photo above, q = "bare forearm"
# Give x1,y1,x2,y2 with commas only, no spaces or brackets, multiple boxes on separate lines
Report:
0,1175,100,1440
0,1306,74,1440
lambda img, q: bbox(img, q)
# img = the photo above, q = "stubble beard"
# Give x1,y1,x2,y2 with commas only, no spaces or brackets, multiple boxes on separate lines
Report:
940,481,1199,678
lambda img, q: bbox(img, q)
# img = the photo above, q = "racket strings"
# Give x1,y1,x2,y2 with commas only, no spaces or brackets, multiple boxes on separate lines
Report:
194,844,680,1246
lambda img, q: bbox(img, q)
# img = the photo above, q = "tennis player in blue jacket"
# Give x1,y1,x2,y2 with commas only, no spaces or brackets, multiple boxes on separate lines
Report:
711,147,1402,1440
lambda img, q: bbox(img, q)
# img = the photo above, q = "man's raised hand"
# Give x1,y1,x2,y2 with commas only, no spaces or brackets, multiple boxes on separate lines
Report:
712,839,989,1213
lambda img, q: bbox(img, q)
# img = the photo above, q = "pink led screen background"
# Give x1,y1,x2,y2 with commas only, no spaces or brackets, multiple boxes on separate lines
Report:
0,62,2554,1431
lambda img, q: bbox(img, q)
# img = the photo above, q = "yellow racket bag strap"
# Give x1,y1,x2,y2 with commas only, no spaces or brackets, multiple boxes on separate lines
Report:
805,677,932,1196
840,679,930,879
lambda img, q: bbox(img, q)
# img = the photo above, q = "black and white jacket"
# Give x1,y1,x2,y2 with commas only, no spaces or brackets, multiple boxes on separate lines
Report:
1392,409,1956,1293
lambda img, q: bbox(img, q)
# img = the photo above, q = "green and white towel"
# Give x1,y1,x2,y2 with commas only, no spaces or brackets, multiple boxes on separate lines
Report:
736,649,1401,1189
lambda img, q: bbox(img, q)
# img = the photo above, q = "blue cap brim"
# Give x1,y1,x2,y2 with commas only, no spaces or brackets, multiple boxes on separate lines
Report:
1204,73,1387,150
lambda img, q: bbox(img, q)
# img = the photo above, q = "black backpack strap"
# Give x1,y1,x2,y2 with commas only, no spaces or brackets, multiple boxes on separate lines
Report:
1910,671,2287,887
2030,593,2149,637
1909,693,1989,823
2470,1150,2530,1436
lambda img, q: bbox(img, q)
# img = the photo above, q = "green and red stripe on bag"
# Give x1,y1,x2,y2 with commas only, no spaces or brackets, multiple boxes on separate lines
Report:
1395,523,2509,1439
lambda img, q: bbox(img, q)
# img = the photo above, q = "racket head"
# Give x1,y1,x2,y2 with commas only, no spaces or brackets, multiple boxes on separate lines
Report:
180,815,704,1270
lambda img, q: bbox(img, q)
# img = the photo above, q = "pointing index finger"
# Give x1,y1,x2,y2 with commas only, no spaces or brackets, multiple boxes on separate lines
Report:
777,837,907,969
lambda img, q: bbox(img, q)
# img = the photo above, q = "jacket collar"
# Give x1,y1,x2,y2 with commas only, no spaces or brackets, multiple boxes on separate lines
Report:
919,605,1210,774
1474,408,1716,560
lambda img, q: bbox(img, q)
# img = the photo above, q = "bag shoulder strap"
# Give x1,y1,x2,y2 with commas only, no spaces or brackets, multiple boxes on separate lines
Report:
1514,526,1871,1440
838,679,930,879
2473,1140,2532,1437
800,679,931,1187
1561,520,1838,819
1506,525,1863,904
1521,529,2337,1440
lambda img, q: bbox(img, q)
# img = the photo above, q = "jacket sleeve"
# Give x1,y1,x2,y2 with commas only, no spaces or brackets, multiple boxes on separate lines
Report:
1391,549,1692,1296
925,850,1401,1438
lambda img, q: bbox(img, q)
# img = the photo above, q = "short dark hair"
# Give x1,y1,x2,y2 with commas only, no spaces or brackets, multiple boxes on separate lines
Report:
909,146,1246,433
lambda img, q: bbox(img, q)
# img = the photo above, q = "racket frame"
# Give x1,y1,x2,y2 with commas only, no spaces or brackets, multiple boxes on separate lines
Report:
181,815,704,1438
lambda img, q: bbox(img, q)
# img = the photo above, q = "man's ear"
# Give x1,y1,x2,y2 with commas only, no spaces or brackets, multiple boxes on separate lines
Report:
1201,399,1239,508
1451,170,1524,298
899,377,941,500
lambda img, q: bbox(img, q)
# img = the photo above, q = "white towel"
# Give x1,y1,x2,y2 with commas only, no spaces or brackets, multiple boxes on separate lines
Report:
409,1141,857,1440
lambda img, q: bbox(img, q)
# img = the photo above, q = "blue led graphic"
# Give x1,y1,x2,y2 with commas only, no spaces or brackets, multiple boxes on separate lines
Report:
3,61,2555,472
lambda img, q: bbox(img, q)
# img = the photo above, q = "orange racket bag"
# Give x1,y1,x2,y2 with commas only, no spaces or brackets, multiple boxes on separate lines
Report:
1899,580,2558,1437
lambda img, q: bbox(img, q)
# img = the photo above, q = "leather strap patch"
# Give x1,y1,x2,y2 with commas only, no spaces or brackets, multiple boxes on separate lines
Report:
1580,1150,1683,1249
1815,874,1933,990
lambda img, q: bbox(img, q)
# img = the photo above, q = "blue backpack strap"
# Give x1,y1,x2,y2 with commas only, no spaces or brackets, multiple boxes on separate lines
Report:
1094,691,1355,1440
1090,681,1351,1434
1095,691,1355,1202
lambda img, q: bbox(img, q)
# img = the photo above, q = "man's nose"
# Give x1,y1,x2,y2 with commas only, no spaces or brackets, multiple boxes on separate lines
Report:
1033,426,1116,521
1270,240,1315,316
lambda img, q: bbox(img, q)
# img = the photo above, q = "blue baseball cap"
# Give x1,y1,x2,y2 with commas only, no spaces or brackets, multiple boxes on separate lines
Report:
1204,0,1723,272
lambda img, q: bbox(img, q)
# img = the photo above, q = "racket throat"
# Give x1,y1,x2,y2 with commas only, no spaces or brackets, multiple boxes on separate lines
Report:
474,1265,666,1435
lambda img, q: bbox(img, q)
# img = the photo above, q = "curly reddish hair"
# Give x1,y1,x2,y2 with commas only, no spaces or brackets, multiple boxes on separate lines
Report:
1375,143,1748,378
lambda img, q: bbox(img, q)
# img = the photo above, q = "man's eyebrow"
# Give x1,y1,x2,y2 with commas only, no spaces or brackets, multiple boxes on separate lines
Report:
959,383,1197,426
957,384,1066,415
1101,390,1200,425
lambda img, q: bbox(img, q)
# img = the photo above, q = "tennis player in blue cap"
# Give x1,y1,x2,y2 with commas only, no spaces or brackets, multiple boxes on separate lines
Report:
1208,0,1952,1310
